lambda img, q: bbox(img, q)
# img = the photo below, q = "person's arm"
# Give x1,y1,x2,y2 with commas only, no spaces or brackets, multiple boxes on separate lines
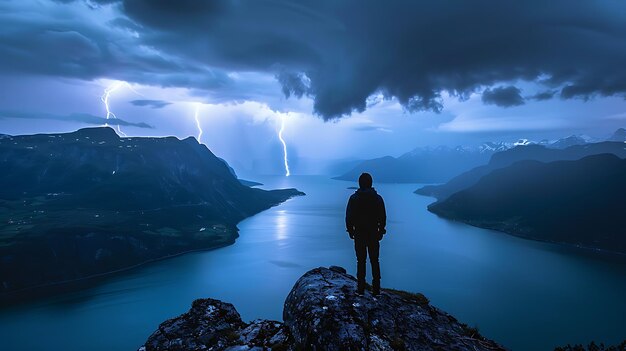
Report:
345,196,355,239
378,196,387,237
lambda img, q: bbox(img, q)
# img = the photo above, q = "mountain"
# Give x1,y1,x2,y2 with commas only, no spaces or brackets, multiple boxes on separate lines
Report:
416,141,626,201
549,134,594,149
333,132,607,184
608,128,626,142
522,134,598,149
544,130,626,148
0,127,303,300
506,134,600,149
140,266,505,351
428,154,626,254
334,144,504,183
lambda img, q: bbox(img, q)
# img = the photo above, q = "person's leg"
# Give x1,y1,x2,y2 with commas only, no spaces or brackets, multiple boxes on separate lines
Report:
367,237,381,295
354,236,367,294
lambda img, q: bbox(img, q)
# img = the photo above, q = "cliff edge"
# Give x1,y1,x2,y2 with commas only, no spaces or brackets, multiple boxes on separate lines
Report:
140,266,506,351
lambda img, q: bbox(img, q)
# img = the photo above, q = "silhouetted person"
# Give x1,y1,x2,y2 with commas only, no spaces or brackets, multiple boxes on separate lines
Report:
345,172,386,296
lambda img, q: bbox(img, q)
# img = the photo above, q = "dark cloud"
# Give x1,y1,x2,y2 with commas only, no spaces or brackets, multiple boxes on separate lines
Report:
482,86,525,107
0,110,153,128
122,0,224,31
529,90,557,101
276,71,310,99
0,1,233,93
2,0,626,120
117,0,626,119
130,99,171,109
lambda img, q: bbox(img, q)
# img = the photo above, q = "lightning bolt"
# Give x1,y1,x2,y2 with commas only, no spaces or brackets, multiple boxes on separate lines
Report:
194,103,203,144
101,81,141,137
278,115,290,177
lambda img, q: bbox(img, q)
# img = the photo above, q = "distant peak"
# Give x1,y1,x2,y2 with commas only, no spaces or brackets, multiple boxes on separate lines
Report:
608,127,626,142
71,127,120,140
182,136,200,144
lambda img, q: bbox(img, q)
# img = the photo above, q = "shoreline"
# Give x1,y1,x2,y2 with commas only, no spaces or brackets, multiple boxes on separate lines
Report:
428,209,626,258
0,238,238,307
0,192,305,307
417,191,626,258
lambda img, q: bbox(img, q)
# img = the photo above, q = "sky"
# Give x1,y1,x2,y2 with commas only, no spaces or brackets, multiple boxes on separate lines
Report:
0,0,625,175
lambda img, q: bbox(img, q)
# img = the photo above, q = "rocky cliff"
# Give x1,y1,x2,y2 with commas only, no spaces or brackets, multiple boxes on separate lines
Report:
140,266,506,351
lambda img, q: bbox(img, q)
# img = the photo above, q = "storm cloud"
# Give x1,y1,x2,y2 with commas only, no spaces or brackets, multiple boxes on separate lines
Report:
482,86,525,107
2,0,626,120
529,90,558,101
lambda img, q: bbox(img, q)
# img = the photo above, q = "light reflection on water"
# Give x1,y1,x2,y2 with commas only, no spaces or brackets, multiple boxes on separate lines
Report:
275,210,288,241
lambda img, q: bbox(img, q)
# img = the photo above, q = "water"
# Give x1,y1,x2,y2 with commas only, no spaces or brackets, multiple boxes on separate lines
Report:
1,176,625,351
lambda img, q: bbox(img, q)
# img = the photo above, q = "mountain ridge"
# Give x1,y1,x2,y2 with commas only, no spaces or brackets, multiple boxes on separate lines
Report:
336,129,623,183
0,127,304,301
416,141,626,201
427,154,626,254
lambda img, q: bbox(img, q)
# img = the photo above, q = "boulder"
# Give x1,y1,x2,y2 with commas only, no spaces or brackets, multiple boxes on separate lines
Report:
140,299,291,351
140,267,506,351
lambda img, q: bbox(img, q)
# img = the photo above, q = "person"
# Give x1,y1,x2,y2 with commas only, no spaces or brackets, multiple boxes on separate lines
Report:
345,172,387,296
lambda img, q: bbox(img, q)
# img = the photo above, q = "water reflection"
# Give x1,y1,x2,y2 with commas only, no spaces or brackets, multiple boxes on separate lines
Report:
275,210,288,241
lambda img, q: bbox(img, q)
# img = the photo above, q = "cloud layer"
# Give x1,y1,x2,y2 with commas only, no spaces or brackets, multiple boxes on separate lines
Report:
130,99,171,109
2,0,625,120
0,110,153,128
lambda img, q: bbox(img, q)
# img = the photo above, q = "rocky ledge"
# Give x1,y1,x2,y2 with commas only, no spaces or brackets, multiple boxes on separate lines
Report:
140,266,506,351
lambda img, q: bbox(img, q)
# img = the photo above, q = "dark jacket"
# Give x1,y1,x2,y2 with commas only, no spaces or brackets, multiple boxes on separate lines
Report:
346,187,386,237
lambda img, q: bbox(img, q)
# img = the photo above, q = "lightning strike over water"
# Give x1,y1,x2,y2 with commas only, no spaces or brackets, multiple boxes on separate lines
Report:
194,104,203,144
278,115,290,177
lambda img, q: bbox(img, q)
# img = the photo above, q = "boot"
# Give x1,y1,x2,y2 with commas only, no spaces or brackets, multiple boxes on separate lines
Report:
372,279,380,296
357,280,365,296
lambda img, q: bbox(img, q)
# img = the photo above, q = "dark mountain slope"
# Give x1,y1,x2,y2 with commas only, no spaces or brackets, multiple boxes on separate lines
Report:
416,141,626,200
428,154,626,254
0,127,303,299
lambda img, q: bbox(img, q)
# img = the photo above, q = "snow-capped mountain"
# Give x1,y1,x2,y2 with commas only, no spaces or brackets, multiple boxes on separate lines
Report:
335,128,624,183
510,134,600,149
551,134,601,148
478,141,513,153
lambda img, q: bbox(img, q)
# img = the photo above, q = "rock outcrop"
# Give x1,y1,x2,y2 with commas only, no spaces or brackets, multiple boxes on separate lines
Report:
139,299,293,351
140,266,506,351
